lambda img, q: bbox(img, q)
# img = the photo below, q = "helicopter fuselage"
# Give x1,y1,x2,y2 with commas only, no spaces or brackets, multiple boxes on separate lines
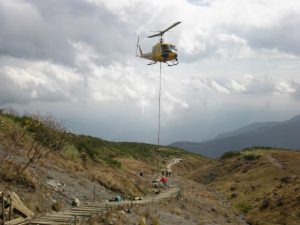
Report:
139,43,178,63
151,43,178,62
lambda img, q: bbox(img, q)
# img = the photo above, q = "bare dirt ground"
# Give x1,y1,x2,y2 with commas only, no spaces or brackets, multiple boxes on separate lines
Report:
110,157,248,225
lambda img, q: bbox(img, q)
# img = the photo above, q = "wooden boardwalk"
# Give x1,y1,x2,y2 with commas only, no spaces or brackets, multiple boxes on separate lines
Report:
26,186,180,225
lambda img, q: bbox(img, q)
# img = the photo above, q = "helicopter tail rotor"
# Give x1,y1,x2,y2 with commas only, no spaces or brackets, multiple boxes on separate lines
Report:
135,36,140,56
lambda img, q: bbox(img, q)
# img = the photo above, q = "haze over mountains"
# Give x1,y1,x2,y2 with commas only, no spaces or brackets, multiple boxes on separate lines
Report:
170,114,300,158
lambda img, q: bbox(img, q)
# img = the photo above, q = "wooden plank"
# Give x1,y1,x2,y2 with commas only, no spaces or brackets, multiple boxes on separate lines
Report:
5,218,28,225
7,191,34,218
29,221,71,225
70,206,105,210
68,208,103,212
38,217,74,221
39,216,73,219
61,212,92,216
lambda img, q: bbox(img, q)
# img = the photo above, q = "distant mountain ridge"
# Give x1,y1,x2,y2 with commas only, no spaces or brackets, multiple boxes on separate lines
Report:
170,114,300,158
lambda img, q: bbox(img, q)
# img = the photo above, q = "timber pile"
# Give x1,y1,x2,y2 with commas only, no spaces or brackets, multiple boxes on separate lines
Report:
1,191,34,225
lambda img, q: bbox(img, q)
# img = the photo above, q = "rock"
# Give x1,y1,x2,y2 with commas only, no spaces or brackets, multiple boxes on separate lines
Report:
71,198,81,207
279,176,290,184
231,193,237,198
260,198,270,210
276,198,284,207
230,185,237,191
127,208,132,213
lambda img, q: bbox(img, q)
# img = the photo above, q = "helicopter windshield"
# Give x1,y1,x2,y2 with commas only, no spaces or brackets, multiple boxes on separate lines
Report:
161,45,170,51
170,45,177,51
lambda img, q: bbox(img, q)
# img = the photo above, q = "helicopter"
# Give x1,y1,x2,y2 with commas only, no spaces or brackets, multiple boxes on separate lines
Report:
136,21,182,66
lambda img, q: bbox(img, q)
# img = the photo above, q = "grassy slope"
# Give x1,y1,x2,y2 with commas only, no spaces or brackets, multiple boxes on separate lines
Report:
0,112,201,200
0,112,248,224
196,148,300,225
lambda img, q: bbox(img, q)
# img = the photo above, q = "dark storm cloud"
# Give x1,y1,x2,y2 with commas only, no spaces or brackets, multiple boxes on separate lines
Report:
0,0,134,66
0,73,31,105
233,12,300,56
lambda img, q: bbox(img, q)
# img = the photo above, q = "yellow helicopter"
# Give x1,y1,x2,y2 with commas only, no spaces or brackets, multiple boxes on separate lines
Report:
136,22,181,66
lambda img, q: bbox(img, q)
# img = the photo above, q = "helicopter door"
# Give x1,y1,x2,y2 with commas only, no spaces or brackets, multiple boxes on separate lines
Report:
161,45,169,61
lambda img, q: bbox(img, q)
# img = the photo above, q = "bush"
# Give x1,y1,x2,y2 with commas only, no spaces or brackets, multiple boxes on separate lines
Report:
220,151,241,159
243,154,260,161
235,201,252,214
52,200,64,212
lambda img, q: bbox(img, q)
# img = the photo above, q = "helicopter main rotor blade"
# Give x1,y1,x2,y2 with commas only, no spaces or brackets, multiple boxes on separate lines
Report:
147,33,162,38
162,21,182,34
147,21,182,38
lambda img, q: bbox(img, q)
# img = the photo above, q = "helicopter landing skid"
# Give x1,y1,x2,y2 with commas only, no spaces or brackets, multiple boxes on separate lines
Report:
166,59,179,66
147,61,157,65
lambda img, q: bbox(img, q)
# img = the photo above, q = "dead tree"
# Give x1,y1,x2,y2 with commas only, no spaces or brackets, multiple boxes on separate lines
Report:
17,114,69,175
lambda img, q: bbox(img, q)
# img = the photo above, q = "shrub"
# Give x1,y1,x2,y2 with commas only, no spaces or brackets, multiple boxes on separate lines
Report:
151,216,160,225
104,157,121,168
243,154,260,161
235,201,252,214
220,151,241,159
52,200,64,212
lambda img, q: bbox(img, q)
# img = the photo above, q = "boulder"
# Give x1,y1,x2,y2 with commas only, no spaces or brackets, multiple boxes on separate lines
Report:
71,198,80,207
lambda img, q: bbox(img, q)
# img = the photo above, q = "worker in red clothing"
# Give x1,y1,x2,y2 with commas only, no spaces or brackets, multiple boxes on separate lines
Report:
160,176,168,187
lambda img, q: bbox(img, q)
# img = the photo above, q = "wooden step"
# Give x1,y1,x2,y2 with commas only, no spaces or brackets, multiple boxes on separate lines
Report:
5,218,29,225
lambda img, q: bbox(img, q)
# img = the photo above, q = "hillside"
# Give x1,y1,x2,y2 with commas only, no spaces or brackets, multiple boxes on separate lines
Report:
196,148,300,225
0,111,247,225
170,114,300,158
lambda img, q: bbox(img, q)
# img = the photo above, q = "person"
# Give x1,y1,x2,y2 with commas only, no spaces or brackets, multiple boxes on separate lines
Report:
160,176,168,187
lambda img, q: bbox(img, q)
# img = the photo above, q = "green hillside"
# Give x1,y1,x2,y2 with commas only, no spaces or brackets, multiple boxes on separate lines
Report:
0,110,192,169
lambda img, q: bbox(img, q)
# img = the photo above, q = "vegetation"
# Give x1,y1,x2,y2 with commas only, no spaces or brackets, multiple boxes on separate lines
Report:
235,201,252,214
243,153,260,161
220,151,241,159
198,147,300,225
0,110,69,175
0,109,189,171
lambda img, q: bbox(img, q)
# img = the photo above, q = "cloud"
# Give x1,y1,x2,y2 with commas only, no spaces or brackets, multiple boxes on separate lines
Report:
1,0,300,66
189,73,278,96
1,0,300,144
0,60,81,105
290,82,300,101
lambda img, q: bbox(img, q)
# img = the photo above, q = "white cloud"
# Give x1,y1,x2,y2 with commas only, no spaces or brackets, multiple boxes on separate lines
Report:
1,0,300,144
275,82,296,94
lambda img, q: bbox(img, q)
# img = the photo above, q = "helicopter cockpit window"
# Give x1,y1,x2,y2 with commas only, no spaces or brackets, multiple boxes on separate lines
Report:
170,45,176,51
161,45,170,51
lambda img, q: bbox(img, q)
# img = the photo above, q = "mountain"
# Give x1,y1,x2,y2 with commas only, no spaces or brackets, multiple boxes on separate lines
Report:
214,121,279,139
170,114,300,158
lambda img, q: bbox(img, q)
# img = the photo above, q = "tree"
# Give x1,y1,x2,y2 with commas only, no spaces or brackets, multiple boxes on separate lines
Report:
18,113,70,175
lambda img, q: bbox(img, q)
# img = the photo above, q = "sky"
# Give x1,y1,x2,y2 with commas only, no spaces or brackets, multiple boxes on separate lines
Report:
1,0,300,144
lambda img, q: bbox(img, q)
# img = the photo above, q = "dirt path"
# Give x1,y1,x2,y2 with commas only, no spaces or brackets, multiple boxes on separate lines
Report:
29,186,181,225
267,155,284,168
